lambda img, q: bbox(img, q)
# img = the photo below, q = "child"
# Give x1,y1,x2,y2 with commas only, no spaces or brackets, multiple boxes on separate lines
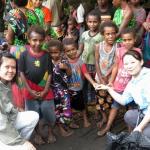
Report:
143,12,150,67
97,28,141,136
19,25,56,144
78,10,103,105
63,38,100,128
112,0,136,42
32,0,52,34
47,40,73,137
65,17,79,43
130,0,146,46
95,21,119,132
94,0,116,21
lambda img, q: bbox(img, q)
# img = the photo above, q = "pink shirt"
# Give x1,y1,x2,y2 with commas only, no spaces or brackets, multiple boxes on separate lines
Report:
113,47,141,92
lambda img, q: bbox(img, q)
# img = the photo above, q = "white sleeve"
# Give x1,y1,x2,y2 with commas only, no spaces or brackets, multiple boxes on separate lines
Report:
77,4,85,23
121,82,134,105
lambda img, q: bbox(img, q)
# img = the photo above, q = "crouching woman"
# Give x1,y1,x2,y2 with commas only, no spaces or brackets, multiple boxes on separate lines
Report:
99,50,150,138
0,52,39,150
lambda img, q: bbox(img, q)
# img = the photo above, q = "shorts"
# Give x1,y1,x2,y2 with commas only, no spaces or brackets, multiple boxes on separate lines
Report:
83,64,96,104
26,99,56,126
70,90,85,111
96,90,113,111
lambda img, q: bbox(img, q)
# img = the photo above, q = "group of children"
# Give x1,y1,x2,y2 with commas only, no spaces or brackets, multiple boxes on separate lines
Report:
0,0,150,147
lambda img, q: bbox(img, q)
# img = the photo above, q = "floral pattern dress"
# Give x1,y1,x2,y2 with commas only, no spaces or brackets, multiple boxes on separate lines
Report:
52,59,72,125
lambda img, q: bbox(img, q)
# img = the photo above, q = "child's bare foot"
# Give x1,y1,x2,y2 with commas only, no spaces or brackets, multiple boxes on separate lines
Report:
47,134,56,144
69,122,80,129
84,121,91,128
61,128,74,137
33,134,45,145
97,118,107,129
97,127,109,137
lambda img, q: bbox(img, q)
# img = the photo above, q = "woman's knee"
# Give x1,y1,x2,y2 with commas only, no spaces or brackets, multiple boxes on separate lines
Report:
124,109,138,128
29,111,39,125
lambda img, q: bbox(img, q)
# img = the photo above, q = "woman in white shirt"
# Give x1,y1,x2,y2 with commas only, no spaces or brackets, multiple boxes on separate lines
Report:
98,50,150,138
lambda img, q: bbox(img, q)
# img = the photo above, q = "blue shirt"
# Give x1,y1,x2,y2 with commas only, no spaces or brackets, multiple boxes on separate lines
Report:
122,67,150,115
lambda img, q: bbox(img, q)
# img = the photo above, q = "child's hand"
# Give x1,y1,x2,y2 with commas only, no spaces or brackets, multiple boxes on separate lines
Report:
29,89,40,98
59,63,67,70
92,82,102,90
107,82,113,87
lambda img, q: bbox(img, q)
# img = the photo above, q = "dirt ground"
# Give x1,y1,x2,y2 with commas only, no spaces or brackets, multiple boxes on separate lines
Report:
35,108,126,150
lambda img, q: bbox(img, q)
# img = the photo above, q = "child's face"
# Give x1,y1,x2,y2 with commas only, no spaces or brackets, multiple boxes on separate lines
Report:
68,21,75,30
49,46,61,61
0,57,16,82
64,44,77,60
97,0,108,6
103,27,116,45
130,0,140,6
122,33,136,50
32,0,43,8
28,31,45,52
112,0,121,7
86,15,100,32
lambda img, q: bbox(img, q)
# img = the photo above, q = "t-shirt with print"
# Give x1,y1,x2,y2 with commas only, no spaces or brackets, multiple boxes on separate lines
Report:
113,47,141,92
68,58,87,91
19,47,54,100
80,30,103,65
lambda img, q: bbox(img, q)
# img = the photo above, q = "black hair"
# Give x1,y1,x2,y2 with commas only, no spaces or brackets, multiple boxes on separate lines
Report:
27,25,46,39
0,52,17,82
68,17,77,26
13,0,28,7
62,38,77,48
47,40,63,52
123,50,143,61
86,10,101,22
100,21,118,35
121,28,136,38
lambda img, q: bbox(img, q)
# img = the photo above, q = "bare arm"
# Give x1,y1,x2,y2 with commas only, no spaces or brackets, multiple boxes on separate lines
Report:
77,43,84,57
117,7,133,37
134,110,150,132
99,85,125,105
95,44,104,83
39,75,51,98
108,53,118,85
84,71,99,89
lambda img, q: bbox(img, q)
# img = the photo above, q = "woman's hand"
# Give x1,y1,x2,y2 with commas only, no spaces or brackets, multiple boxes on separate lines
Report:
133,126,142,133
94,84,109,90
92,82,101,90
